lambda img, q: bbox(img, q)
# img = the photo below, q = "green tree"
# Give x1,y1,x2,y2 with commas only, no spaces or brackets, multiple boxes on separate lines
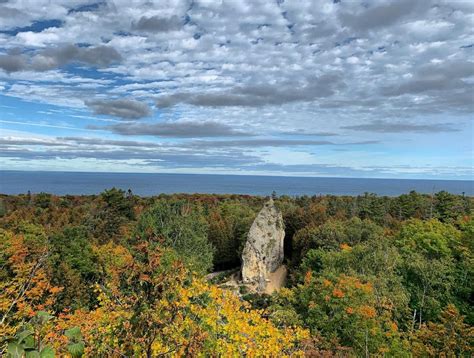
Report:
34,192,52,210
134,200,214,274
396,219,460,325
396,219,460,260
291,217,383,266
299,238,410,325
0,199,6,217
390,191,430,220
434,191,465,222
356,193,387,223
452,217,474,324
89,188,135,242
100,188,135,220
49,226,99,309
207,201,255,269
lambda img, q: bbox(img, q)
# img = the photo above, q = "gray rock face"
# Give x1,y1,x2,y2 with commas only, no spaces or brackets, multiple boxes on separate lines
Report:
241,198,285,292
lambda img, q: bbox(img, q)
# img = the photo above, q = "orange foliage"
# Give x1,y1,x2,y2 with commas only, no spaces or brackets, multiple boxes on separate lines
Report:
359,305,377,319
0,229,62,344
332,288,345,298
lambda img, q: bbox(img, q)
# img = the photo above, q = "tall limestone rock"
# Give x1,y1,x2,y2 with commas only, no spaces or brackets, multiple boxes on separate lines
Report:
241,198,285,292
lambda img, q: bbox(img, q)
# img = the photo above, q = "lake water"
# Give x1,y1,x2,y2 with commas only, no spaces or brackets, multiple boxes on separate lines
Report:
0,171,472,197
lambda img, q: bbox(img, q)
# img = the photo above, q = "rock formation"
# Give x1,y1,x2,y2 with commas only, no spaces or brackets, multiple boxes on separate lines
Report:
241,198,285,292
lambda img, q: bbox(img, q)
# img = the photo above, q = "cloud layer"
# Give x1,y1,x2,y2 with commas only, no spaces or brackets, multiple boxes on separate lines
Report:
0,0,472,178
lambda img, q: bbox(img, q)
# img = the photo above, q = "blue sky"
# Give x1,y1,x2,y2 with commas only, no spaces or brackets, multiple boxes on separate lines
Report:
0,0,472,179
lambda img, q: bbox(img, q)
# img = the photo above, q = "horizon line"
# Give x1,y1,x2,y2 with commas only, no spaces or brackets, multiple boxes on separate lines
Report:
1,169,472,182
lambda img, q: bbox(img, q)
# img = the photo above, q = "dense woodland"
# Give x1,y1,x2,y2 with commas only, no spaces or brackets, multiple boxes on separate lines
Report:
0,189,473,357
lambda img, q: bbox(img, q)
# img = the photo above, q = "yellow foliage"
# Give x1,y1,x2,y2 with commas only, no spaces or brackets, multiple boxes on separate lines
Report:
52,244,309,357
339,243,352,251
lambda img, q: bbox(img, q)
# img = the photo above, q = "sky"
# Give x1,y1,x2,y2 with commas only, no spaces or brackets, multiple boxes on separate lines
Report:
0,0,473,179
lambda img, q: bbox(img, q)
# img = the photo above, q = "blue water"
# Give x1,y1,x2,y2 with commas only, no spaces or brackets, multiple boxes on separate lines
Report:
0,171,472,196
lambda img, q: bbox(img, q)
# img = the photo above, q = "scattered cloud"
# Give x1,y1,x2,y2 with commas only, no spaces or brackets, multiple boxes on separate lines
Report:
132,15,182,33
36,44,122,69
156,74,344,108
339,0,428,31
187,139,379,148
85,99,151,120
342,120,460,133
91,121,253,137
278,130,339,137
383,60,474,96
0,53,26,72
0,43,121,72
58,137,164,148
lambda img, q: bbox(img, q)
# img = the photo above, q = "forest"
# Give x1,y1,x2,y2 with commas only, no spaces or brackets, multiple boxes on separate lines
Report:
0,189,472,357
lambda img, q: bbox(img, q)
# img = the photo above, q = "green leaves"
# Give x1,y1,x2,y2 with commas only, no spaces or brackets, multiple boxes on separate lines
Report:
67,342,85,358
47,225,100,310
8,322,84,358
395,219,462,323
26,350,50,358
396,219,460,259
33,311,53,325
39,347,55,358
16,329,35,347
7,342,24,358
7,336,55,358
6,312,57,358
64,326,81,340
65,327,85,358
